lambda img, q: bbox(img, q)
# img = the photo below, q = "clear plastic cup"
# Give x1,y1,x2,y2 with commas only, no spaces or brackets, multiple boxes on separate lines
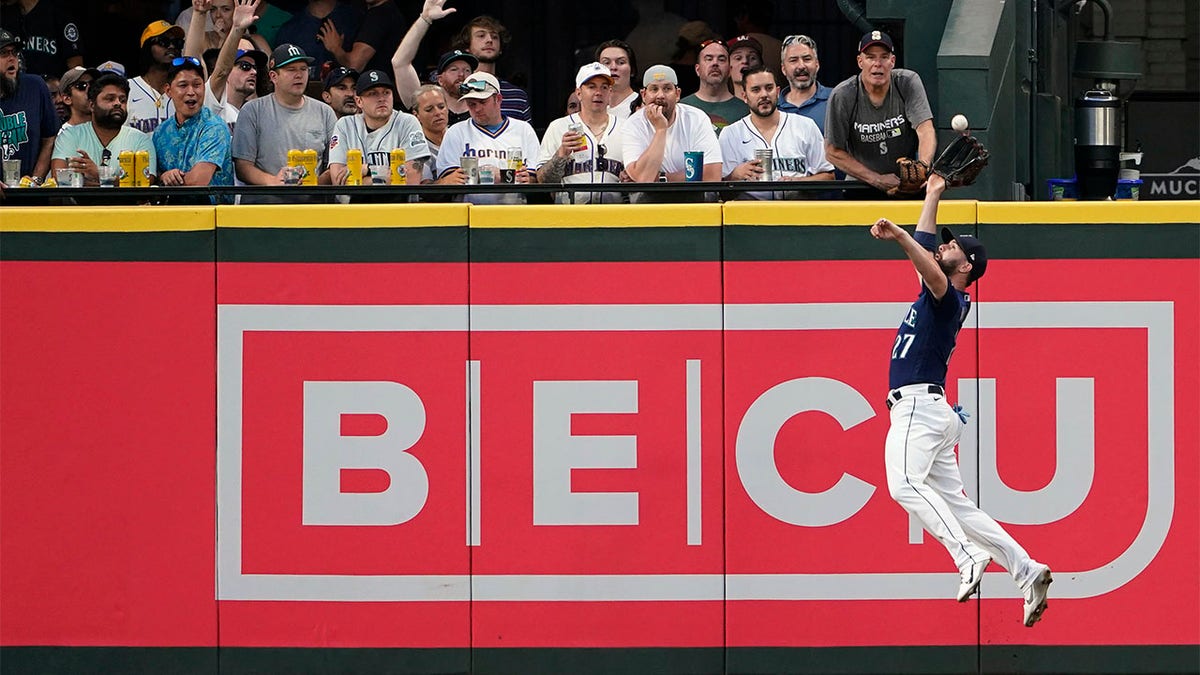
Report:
55,167,82,187
97,165,119,187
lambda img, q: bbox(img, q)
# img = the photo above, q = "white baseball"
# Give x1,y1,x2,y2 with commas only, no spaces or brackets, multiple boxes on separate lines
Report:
951,114,969,132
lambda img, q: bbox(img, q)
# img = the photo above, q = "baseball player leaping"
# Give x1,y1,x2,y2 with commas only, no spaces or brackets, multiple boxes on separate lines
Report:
871,171,1053,627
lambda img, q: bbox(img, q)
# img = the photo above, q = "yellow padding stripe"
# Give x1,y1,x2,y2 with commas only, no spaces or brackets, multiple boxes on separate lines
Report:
978,200,1199,224
469,204,723,228
723,200,978,226
0,207,213,232
216,204,470,228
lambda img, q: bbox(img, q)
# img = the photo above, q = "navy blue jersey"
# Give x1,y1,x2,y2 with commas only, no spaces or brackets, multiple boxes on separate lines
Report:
888,231,971,389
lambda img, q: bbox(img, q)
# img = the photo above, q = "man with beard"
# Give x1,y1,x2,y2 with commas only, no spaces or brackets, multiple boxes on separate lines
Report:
435,71,539,205
680,39,747,134
0,28,58,184
719,65,832,200
232,43,337,186
776,34,832,135
129,21,187,134
327,69,428,186
153,57,233,187
623,65,721,186
45,74,65,122
870,172,1053,627
452,15,530,122
321,65,360,118
727,35,762,103
0,0,83,78
536,62,627,204
52,73,156,186
825,31,934,196
58,65,97,131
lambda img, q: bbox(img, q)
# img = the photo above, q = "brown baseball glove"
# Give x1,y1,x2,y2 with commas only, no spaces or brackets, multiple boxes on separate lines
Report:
890,157,930,195
932,135,989,187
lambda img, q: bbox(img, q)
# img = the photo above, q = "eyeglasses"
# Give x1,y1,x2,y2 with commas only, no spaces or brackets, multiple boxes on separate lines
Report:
782,34,817,49
234,60,257,71
101,149,111,166
698,39,727,51
460,79,490,94
70,80,91,91
171,56,202,67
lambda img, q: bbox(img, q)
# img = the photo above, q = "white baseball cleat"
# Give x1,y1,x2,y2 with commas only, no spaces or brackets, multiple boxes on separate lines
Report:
1022,565,1053,627
957,557,990,602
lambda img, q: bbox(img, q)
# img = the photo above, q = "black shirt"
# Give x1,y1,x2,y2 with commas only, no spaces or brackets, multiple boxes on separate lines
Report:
355,1,405,75
0,1,83,78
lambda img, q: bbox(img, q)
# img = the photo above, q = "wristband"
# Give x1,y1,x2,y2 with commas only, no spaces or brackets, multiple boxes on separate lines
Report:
419,14,433,26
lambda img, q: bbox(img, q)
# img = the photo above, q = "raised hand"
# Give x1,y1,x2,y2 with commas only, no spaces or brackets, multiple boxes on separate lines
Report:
233,0,260,32
422,0,457,22
192,0,213,13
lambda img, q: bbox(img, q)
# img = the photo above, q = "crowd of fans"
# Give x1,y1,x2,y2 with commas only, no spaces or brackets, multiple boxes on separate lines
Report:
0,0,938,202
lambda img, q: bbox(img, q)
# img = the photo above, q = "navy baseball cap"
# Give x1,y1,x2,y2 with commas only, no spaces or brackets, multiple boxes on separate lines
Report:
437,49,478,74
941,228,988,283
270,43,314,69
0,28,20,51
858,30,894,53
355,69,395,95
323,65,358,90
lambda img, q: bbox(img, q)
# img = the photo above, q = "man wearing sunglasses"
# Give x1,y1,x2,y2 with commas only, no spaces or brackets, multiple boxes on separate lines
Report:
187,0,266,131
0,28,58,185
129,21,187,134
58,65,98,132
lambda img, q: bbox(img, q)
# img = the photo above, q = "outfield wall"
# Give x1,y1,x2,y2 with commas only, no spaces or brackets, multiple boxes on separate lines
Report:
1,202,1197,674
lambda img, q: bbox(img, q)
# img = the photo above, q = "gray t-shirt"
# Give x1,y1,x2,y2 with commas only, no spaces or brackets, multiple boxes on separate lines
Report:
825,68,932,177
231,94,337,177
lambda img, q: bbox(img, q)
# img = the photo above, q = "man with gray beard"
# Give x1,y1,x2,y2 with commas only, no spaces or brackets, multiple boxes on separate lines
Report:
0,28,58,184
776,34,832,135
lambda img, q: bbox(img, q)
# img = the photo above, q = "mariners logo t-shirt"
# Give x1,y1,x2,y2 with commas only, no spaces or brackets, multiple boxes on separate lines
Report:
825,68,932,178
718,111,833,200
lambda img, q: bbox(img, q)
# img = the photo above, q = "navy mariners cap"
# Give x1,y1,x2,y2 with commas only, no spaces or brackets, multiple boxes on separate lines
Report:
437,49,478,74
858,30,894,53
0,29,20,51
942,228,988,283
356,69,395,95
269,43,314,69
323,65,358,91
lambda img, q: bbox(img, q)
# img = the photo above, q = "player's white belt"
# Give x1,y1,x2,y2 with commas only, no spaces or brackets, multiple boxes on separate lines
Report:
885,384,944,410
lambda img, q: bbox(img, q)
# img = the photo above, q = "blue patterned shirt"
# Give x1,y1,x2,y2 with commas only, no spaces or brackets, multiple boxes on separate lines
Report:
152,105,233,186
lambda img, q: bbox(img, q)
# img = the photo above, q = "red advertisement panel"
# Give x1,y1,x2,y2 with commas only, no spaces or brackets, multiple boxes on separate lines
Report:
0,262,217,646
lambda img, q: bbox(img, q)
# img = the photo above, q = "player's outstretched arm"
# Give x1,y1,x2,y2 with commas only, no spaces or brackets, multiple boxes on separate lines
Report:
915,172,946,235
871,215,948,299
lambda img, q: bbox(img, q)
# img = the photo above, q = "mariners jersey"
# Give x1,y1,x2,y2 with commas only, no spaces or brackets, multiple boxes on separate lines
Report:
328,110,431,171
126,76,173,134
888,230,971,389
436,116,540,204
536,113,627,204
718,111,833,200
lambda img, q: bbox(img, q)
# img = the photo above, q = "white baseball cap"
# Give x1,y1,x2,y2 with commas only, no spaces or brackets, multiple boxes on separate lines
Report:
459,71,500,100
575,62,614,88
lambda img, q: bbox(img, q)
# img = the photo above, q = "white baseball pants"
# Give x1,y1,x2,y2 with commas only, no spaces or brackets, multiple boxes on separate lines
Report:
884,384,1041,588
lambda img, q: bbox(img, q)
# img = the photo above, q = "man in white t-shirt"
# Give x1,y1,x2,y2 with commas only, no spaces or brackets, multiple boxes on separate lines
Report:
435,71,540,204
328,69,430,185
719,65,833,200
623,64,721,185
536,62,627,204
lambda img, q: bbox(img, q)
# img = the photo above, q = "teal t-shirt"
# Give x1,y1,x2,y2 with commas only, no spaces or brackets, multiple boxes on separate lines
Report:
52,123,156,175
